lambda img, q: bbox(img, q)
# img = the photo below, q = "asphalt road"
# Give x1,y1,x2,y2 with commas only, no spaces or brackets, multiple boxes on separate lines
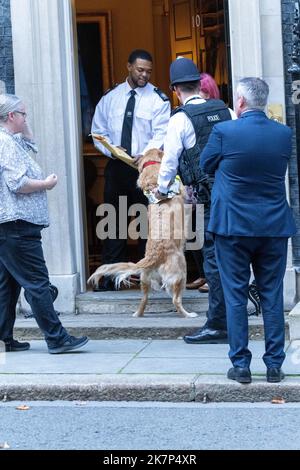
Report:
1,401,300,451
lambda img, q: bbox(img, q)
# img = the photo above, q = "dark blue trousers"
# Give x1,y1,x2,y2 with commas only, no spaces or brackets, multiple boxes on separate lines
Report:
0,220,69,347
215,235,287,369
201,209,227,330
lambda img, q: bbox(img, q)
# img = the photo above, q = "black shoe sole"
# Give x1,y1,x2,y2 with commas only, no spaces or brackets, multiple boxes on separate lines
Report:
267,377,285,383
48,337,89,354
227,375,252,384
184,338,228,344
232,377,252,384
5,345,30,352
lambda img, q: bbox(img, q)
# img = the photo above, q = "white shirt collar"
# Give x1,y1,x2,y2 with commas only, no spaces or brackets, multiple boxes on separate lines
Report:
125,79,149,97
183,95,205,105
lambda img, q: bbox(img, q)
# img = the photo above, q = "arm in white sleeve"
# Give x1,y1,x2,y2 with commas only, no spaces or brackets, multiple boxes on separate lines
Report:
91,97,112,157
142,99,171,155
157,114,185,193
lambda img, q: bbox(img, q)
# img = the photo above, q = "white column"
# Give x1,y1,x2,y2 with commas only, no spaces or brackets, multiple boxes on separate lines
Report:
229,0,286,114
228,0,263,93
10,0,87,313
259,0,286,117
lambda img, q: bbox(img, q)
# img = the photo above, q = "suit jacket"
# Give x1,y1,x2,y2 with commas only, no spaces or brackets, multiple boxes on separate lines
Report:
200,110,296,237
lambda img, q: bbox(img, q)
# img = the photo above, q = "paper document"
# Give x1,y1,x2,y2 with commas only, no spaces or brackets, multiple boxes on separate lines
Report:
91,134,137,169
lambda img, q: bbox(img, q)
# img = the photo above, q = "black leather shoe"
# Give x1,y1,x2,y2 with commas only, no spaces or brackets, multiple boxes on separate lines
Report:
93,277,116,292
183,327,228,344
5,339,30,352
227,366,252,384
248,282,261,316
48,335,89,354
266,367,285,383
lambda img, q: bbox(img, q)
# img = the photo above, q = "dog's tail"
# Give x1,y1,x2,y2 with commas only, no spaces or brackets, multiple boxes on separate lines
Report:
87,254,161,288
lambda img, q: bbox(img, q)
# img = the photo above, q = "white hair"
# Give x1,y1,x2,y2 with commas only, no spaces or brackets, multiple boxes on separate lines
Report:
236,77,269,110
0,94,22,122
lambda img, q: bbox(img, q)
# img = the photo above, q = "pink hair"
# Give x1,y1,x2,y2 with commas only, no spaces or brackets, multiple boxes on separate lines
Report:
200,73,220,99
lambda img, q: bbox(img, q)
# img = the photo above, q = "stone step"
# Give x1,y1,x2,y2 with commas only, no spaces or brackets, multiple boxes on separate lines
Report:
15,312,289,341
75,289,209,315
16,291,290,340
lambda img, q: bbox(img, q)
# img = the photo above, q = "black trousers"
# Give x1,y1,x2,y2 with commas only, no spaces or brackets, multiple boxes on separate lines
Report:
202,208,227,330
102,159,148,264
0,220,68,347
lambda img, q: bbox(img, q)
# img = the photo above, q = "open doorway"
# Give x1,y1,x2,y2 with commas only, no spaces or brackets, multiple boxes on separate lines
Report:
169,0,232,105
75,0,232,278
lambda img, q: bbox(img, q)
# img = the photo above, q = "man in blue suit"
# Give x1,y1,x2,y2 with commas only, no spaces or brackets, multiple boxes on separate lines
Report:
200,77,296,384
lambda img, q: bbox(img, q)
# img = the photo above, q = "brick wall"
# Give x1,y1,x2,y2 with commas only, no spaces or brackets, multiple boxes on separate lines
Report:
282,0,300,265
0,0,14,94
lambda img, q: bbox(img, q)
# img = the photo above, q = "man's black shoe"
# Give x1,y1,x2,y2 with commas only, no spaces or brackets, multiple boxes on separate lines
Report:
266,367,285,383
48,336,89,354
227,366,252,384
93,277,116,292
183,327,228,344
248,282,261,316
5,339,30,352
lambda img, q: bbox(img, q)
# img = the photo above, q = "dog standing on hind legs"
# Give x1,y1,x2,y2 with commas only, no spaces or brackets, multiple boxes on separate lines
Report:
88,149,198,318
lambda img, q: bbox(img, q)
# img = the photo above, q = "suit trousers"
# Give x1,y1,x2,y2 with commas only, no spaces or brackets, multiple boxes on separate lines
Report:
215,235,288,369
102,159,148,264
0,220,69,347
201,208,227,330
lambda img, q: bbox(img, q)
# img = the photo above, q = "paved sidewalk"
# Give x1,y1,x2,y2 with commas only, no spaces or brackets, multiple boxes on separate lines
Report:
1,339,300,402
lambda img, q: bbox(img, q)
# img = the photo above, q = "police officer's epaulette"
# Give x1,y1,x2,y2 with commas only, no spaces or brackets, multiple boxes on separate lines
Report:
154,87,170,101
103,83,119,96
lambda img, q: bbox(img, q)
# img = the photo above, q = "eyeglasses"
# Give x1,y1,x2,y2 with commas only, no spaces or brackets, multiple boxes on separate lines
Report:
14,111,27,118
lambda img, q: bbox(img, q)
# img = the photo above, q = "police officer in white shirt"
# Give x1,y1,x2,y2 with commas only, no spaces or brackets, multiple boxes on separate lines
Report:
92,49,170,290
156,76,236,197
154,57,234,343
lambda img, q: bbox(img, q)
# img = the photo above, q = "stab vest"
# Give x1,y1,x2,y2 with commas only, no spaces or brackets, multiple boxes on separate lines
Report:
176,99,232,203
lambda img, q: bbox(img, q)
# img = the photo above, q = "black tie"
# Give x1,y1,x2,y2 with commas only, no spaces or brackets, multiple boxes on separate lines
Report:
121,89,136,156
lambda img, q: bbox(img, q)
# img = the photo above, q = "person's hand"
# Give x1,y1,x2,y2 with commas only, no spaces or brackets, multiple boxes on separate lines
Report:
132,154,143,165
44,174,58,190
153,187,168,201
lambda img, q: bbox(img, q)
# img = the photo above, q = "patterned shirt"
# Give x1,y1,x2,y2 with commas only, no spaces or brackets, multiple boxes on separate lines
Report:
0,127,49,226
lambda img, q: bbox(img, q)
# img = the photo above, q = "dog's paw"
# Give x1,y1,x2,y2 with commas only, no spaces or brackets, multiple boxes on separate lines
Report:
132,311,143,317
185,311,198,318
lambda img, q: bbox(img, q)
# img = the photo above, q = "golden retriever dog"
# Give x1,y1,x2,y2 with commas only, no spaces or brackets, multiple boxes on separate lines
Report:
88,149,198,318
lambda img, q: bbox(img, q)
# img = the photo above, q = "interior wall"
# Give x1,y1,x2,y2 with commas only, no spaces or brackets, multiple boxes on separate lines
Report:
75,0,157,84
152,0,173,100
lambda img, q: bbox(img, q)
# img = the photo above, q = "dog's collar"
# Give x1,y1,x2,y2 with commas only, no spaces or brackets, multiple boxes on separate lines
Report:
142,161,160,171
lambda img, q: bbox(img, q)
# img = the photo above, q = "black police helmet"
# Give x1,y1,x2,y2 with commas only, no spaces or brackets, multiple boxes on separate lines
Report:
170,57,201,86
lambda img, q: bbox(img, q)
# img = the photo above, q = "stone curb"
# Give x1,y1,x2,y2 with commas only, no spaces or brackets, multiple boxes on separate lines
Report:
1,375,300,402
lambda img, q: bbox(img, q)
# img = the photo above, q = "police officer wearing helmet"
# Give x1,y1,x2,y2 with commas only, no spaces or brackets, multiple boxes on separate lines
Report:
154,57,235,343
